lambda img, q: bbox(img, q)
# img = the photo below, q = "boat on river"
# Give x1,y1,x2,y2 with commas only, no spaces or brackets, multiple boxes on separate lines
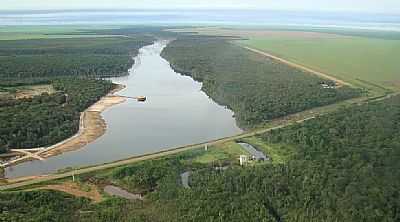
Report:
136,96,146,102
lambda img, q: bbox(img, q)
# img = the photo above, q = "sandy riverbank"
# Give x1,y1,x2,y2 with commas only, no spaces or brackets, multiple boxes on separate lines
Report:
0,84,127,168
38,84,127,158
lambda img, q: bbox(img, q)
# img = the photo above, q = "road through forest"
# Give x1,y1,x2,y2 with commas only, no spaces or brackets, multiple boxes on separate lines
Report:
0,42,377,191
0,115,314,191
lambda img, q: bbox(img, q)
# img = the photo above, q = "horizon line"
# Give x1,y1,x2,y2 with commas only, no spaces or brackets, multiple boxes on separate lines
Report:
0,8,399,15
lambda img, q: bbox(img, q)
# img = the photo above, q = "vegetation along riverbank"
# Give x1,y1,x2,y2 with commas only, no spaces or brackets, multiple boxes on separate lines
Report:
0,28,157,163
1,93,399,222
0,26,398,222
161,35,362,128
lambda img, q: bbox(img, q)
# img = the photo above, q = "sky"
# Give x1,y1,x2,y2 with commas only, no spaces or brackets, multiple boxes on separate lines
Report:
1,0,399,13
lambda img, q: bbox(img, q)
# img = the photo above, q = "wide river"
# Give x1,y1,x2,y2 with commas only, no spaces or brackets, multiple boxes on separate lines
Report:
5,41,242,178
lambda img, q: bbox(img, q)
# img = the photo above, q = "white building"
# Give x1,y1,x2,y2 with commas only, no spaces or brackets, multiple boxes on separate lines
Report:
239,155,248,166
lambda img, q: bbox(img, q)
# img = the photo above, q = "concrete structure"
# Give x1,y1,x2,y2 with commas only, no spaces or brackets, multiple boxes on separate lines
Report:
239,155,248,166
320,83,336,89
237,142,269,161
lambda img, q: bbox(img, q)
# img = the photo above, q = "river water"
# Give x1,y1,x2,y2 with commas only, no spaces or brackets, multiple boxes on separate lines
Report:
5,40,242,178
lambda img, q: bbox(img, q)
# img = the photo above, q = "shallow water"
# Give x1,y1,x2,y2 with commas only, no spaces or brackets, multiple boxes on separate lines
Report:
5,40,242,178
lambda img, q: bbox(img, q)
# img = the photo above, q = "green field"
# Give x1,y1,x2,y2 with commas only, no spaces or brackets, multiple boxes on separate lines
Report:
191,142,249,164
238,34,400,91
241,137,294,164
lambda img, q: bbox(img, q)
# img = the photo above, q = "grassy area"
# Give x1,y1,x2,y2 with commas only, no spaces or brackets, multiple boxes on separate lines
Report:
91,141,250,178
238,33,400,91
10,140,251,190
241,137,294,164
191,142,249,164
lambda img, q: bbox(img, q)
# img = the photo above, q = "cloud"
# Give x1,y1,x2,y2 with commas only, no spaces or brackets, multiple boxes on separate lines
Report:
2,0,399,13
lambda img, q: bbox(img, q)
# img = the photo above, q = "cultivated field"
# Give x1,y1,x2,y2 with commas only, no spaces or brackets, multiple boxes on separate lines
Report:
179,27,400,92
239,35,400,90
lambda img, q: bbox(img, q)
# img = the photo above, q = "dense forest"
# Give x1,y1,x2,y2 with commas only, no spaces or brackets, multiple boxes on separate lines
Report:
0,29,157,152
174,95,400,222
0,79,114,153
0,36,153,79
0,29,398,221
0,190,90,222
161,36,361,128
1,95,399,221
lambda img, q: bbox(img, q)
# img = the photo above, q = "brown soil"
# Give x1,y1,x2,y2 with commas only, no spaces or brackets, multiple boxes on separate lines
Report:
6,175,45,184
37,181,102,203
15,84,55,99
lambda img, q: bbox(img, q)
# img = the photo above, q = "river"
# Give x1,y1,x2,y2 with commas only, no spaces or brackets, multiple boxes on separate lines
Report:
4,40,242,178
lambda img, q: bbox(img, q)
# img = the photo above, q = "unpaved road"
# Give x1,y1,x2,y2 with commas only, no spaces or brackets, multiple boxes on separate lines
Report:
0,115,314,191
1,92,377,191
0,46,383,191
1,85,126,168
241,46,352,87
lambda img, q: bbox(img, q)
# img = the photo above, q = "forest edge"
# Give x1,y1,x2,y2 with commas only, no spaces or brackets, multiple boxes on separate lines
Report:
0,84,127,168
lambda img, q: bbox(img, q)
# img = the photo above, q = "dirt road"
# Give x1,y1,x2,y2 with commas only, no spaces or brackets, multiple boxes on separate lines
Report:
25,181,102,203
0,91,377,191
0,85,126,168
241,46,352,87
0,44,375,190
0,115,314,191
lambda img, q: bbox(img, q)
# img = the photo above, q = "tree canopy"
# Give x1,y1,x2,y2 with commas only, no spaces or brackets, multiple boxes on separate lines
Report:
162,36,361,128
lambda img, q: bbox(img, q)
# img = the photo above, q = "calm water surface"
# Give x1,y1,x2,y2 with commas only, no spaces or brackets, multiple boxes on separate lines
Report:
5,41,242,178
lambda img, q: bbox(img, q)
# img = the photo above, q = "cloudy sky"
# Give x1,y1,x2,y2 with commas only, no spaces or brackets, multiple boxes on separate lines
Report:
2,0,399,13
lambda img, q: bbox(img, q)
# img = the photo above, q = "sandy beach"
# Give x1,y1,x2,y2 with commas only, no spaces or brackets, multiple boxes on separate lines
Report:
38,84,127,158
1,84,127,167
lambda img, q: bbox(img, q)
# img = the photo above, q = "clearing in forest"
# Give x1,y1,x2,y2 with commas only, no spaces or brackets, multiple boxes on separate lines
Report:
0,84,55,99
29,181,102,202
